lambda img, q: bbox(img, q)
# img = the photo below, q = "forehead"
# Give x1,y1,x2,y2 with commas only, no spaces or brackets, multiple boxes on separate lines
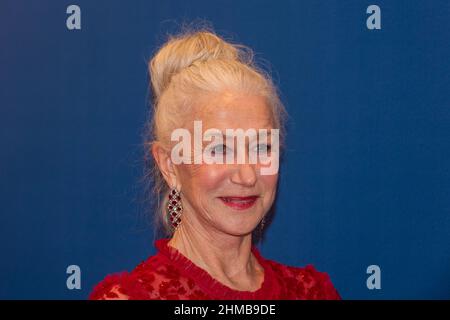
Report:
195,92,274,130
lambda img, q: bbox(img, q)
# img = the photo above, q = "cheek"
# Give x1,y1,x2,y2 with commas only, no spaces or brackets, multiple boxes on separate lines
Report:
260,174,278,201
185,164,230,195
261,174,278,189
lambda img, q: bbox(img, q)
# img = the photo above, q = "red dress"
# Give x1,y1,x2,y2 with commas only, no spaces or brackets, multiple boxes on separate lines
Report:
89,238,341,300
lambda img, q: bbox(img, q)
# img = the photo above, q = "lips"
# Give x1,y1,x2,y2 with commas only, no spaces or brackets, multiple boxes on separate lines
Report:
219,196,259,210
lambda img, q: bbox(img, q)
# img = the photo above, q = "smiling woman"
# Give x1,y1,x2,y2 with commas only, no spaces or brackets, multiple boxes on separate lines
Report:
89,27,341,300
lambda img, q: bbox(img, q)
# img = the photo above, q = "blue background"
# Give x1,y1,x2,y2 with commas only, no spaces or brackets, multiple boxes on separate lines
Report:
1,0,449,299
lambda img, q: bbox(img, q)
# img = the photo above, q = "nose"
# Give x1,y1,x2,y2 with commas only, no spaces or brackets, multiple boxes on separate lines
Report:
230,163,257,187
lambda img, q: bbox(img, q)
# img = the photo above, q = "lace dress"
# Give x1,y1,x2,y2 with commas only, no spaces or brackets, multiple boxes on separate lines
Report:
89,238,341,300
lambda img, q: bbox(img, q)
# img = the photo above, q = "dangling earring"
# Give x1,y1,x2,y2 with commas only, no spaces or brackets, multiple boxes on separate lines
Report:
258,216,266,239
260,216,266,231
167,188,183,230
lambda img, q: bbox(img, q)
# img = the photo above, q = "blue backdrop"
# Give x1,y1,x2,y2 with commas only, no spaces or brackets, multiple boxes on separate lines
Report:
1,0,449,299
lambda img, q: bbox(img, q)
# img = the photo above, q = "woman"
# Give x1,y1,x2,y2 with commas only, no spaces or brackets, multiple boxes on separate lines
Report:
89,29,341,300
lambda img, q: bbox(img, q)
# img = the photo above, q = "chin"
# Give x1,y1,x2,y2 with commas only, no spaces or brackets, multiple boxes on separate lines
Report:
220,222,259,237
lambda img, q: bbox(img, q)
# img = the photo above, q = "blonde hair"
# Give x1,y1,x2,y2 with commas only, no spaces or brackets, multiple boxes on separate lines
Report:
143,26,288,236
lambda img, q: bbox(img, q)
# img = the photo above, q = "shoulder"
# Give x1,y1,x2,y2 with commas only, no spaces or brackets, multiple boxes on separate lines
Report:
265,259,341,300
89,272,133,300
89,262,154,300
89,254,201,300
89,255,162,300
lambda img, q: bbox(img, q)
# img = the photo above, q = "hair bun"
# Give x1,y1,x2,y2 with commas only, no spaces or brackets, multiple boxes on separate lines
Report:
149,31,250,100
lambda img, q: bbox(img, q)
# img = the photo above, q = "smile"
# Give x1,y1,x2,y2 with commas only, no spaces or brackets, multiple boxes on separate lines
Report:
218,196,258,210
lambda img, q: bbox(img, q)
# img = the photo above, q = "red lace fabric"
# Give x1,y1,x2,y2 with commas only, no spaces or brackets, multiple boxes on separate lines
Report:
89,238,341,300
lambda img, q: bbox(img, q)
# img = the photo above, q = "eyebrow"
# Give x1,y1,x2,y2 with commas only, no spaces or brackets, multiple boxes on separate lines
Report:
203,129,274,139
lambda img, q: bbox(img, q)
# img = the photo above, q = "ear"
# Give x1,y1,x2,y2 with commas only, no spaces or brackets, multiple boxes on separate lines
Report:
151,142,178,189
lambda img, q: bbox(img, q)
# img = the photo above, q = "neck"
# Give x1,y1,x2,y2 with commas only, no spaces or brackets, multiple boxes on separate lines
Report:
167,221,264,291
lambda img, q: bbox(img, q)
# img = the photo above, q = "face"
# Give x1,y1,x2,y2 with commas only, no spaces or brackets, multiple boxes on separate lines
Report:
172,91,279,237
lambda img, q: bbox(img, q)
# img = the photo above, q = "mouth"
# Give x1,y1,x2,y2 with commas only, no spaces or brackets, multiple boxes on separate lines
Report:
218,196,259,210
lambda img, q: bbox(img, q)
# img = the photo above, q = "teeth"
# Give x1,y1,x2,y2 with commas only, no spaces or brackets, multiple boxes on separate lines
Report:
223,198,254,203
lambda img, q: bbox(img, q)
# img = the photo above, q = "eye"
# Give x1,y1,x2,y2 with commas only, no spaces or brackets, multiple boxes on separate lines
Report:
253,144,271,153
210,144,229,155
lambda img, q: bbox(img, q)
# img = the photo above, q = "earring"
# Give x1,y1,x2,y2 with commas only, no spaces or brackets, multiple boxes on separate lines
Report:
260,216,266,232
167,188,183,230
258,216,266,240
